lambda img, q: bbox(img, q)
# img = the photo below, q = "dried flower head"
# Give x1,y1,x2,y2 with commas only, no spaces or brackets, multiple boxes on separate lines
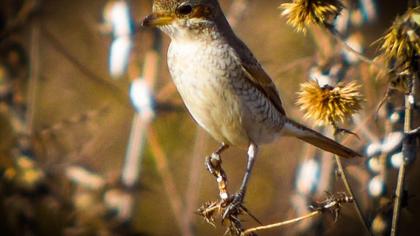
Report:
378,7,420,67
376,7,419,93
297,80,364,126
280,0,344,33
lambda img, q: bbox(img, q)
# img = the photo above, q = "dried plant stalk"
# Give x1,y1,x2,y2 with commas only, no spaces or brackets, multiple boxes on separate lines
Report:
333,153,371,235
242,211,320,235
391,78,417,236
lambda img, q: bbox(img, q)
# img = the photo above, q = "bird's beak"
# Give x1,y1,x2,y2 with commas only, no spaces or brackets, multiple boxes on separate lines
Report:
142,13,174,27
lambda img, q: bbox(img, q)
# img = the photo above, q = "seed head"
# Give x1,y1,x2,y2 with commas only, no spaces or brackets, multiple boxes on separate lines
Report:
378,7,420,67
297,80,364,126
280,0,344,33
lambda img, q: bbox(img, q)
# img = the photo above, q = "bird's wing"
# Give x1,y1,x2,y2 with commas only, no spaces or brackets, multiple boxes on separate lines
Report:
232,40,286,115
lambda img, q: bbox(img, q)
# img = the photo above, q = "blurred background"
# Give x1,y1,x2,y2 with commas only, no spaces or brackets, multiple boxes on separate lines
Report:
0,0,418,235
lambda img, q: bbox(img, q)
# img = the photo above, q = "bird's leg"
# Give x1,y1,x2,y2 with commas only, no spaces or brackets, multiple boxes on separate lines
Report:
205,143,230,201
223,143,258,219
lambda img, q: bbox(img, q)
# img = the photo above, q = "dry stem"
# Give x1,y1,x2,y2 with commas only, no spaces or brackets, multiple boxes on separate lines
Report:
333,154,371,235
391,75,417,236
40,26,127,104
148,128,193,236
242,211,320,235
333,127,371,235
324,24,375,65
324,24,391,74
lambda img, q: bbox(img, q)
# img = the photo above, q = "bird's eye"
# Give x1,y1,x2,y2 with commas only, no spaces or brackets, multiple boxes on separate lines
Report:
176,4,193,15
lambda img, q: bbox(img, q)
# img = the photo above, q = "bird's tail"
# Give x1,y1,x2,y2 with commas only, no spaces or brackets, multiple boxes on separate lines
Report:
283,119,362,158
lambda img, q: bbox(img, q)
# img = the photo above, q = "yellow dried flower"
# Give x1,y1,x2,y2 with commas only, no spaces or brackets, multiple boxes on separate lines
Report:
376,7,419,93
378,7,420,66
280,0,344,33
297,80,364,126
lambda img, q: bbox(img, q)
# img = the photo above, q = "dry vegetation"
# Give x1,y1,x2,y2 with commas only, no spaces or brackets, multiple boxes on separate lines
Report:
0,0,419,235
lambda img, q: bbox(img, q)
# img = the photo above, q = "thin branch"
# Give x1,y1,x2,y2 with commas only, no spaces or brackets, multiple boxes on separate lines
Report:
121,39,161,189
333,155,371,234
185,128,209,225
325,24,375,65
342,106,378,145
325,24,391,74
40,26,128,104
121,113,150,188
148,128,194,236
391,74,417,236
333,132,372,235
242,211,320,235
273,56,313,77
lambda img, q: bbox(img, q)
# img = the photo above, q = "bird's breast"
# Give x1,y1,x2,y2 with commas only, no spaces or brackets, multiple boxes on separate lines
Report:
167,40,282,146
167,40,249,145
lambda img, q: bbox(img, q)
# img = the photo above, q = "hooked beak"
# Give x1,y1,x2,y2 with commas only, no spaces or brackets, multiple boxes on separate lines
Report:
142,13,174,27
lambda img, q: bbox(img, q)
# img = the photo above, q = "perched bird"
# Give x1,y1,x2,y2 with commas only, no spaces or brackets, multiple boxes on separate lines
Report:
142,0,361,217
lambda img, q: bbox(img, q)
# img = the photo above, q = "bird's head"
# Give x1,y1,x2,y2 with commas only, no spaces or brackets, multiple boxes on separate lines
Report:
142,0,225,40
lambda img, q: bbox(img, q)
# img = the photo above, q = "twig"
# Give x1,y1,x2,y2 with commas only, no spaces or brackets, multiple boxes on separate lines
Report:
273,56,313,77
391,74,417,236
121,40,160,189
324,24,391,74
334,155,371,234
242,211,320,235
333,132,372,235
121,113,150,188
243,192,355,235
40,26,128,104
148,128,193,236
185,129,209,225
324,24,375,65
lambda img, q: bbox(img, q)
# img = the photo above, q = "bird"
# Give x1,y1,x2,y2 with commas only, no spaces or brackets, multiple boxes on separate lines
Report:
142,0,361,218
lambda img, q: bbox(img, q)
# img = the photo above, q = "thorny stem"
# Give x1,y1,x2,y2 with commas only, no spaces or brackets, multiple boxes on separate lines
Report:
333,133,372,235
391,74,417,236
242,211,320,235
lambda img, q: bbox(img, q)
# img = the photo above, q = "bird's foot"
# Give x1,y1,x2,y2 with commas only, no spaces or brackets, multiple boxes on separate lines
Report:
197,194,261,235
197,198,245,236
221,193,245,236
220,193,261,235
222,192,244,220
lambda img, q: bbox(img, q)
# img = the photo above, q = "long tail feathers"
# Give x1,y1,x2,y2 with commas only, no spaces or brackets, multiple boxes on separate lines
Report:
283,119,362,158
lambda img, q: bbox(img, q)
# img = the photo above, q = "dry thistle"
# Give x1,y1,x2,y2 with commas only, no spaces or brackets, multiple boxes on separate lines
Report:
197,201,220,227
376,7,419,93
297,80,364,126
280,0,344,33
197,200,245,235
378,7,420,66
197,199,261,235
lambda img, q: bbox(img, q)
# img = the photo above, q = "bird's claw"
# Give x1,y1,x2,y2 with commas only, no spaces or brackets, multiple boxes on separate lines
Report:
222,192,244,220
